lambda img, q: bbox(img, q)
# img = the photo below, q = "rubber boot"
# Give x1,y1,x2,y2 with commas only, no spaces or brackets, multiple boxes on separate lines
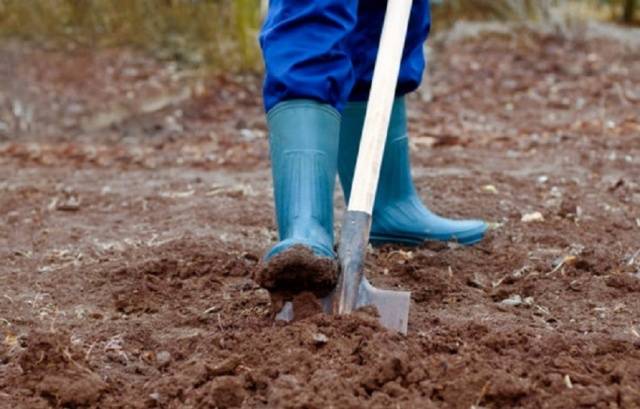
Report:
338,97,487,246
256,100,339,292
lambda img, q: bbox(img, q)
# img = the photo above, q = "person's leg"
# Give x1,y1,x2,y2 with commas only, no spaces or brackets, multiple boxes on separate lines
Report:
260,0,357,112
346,0,428,103
339,0,487,246
255,0,358,291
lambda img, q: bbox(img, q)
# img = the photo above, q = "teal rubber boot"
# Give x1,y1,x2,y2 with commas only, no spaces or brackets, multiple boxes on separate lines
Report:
338,97,487,246
256,100,339,292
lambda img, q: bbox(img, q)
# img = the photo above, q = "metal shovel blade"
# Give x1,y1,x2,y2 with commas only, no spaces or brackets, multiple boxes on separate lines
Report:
353,278,410,334
274,280,410,334
335,210,410,333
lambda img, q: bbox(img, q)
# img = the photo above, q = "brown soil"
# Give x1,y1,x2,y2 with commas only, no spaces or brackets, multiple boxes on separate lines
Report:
2,25,640,408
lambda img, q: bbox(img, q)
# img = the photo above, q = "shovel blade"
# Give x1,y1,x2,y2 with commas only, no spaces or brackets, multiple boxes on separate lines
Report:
354,278,410,334
275,280,410,334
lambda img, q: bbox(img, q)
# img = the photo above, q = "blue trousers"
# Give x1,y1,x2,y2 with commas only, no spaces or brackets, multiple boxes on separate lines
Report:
260,0,431,112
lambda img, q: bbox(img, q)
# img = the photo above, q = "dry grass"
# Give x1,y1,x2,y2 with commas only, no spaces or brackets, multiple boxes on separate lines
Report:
432,0,637,30
432,0,556,28
0,0,635,72
0,0,263,71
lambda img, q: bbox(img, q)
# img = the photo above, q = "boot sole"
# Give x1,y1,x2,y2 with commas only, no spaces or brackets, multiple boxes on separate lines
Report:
255,245,338,293
370,229,487,247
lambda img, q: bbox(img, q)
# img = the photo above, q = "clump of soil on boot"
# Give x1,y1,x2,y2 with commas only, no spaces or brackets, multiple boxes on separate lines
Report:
255,245,338,294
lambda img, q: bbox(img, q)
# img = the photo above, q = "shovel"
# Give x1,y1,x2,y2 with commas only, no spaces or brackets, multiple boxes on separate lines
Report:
277,0,413,334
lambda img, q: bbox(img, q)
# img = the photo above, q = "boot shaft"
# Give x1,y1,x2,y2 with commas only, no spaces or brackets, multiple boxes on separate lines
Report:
338,97,417,207
267,100,340,241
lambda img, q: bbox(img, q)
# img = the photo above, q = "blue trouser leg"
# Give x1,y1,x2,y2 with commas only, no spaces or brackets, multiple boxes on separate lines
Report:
259,0,358,112
260,0,430,111
347,0,431,101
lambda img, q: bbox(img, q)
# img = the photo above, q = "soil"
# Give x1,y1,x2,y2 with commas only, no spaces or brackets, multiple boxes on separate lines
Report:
1,24,640,408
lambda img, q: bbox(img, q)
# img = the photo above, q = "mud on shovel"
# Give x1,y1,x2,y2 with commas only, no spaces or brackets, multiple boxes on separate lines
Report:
277,0,413,333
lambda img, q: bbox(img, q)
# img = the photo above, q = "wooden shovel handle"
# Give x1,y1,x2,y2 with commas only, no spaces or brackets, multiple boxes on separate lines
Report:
348,0,414,215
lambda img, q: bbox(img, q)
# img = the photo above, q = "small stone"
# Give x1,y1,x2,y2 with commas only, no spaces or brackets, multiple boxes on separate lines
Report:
312,333,328,344
521,212,544,223
156,351,171,368
56,196,81,211
254,288,271,304
482,184,498,194
467,272,488,289
500,294,523,306
550,186,563,198
564,374,573,389
239,128,265,141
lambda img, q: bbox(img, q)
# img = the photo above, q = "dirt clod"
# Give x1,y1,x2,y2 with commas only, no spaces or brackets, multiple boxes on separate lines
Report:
202,376,247,409
16,331,108,407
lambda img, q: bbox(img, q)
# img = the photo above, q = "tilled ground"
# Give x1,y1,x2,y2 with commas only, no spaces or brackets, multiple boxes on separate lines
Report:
1,23,640,409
